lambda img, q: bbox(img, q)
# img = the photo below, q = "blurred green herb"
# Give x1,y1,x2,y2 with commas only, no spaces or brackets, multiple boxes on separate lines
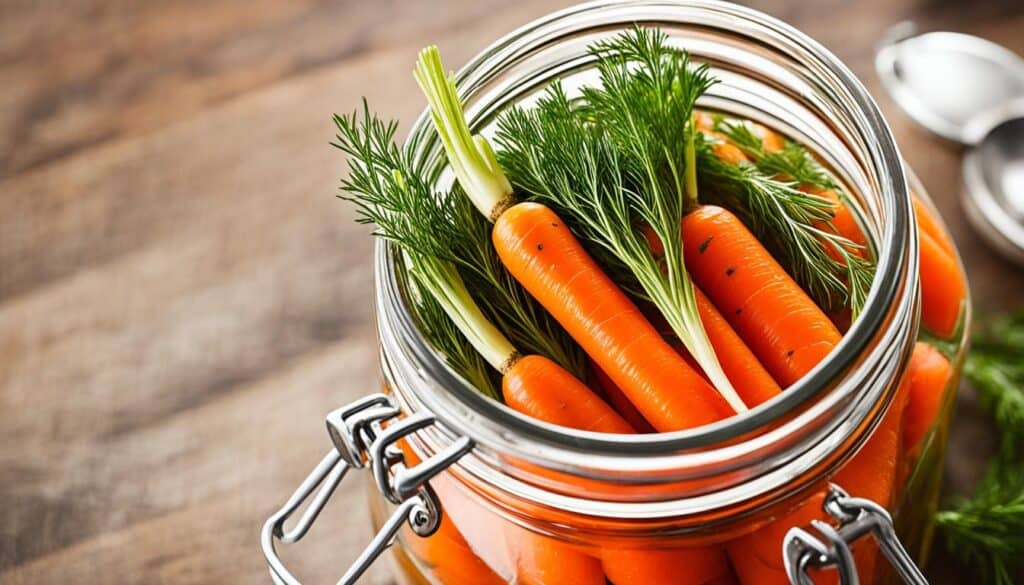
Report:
964,312,1024,458
936,311,1024,584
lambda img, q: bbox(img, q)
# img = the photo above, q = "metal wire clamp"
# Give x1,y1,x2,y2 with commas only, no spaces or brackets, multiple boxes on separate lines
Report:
260,394,473,585
783,484,929,585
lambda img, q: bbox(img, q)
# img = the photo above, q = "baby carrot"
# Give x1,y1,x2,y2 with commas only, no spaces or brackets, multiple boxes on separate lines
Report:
748,121,785,154
493,354,616,585
399,445,506,585
697,123,749,165
603,546,733,585
504,354,635,434
729,375,910,584
642,226,781,406
728,492,829,585
901,342,953,453
695,287,783,407
494,202,733,432
919,228,967,338
912,196,956,255
682,205,842,387
807,187,867,249
504,329,734,585
809,188,965,338
590,362,657,433
506,528,606,585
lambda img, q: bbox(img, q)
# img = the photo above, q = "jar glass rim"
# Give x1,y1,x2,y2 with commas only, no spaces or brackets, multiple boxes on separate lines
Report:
375,0,914,490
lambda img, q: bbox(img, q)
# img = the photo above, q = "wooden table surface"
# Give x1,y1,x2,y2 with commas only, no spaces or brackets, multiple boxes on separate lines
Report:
2,1,1022,584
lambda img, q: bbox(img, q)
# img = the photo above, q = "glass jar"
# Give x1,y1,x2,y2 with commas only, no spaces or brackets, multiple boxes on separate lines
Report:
261,2,970,584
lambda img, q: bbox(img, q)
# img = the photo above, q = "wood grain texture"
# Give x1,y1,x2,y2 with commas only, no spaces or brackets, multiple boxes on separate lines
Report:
0,0,1021,583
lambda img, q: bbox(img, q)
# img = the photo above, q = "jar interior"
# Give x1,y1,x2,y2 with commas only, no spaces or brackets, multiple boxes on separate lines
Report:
382,0,916,514
366,2,969,584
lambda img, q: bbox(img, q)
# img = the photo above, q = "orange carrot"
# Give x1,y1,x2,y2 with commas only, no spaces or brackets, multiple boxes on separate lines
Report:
695,111,715,132
730,375,910,584
507,529,606,585
400,445,506,585
603,546,733,585
912,196,955,255
695,287,783,407
591,362,657,433
807,187,867,249
504,355,635,434
694,112,750,165
824,373,911,584
901,342,953,453
808,188,966,338
499,328,637,584
728,492,829,585
682,205,842,387
499,356,620,585
642,225,781,406
919,229,967,338
749,121,785,153
427,447,606,585
506,337,732,585
494,202,734,432
427,470,516,581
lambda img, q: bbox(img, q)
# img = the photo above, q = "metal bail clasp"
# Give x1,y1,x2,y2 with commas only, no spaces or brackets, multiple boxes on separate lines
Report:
783,484,929,585
261,393,473,585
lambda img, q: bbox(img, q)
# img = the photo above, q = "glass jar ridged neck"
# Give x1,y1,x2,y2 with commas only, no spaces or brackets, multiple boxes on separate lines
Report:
375,0,918,525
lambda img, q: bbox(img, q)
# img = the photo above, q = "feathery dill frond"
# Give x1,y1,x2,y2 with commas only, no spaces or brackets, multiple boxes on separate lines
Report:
334,101,584,388
695,134,875,315
333,102,515,375
496,31,748,413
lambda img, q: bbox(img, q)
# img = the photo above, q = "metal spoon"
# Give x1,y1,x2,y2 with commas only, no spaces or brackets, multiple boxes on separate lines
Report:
876,22,1024,265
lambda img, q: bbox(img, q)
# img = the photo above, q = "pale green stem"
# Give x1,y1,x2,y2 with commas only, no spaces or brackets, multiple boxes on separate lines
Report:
684,115,699,210
414,46,513,219
411,255,517,373
668,117,748,413
649,243,749,414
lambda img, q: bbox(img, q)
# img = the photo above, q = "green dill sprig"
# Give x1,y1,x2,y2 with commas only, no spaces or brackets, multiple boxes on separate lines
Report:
495,30,748,414
964,313,1024,458
695,135,875,315
935,311,1024,584
577,27,746,412
936,456,1024,585
333,102,517,383
712,116,838,190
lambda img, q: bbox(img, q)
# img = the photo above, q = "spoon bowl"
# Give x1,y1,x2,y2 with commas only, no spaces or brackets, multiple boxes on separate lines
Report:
963,114,1024,265
877,24,1024,265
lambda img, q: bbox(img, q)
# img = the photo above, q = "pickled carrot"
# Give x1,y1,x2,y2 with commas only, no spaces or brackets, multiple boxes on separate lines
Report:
901,342,953,453
728,374,911,584
682,205,842,387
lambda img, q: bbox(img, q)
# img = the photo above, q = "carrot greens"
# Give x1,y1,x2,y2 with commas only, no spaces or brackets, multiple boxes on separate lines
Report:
332,102,582,392
495,28,748,413
413,47,513,221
